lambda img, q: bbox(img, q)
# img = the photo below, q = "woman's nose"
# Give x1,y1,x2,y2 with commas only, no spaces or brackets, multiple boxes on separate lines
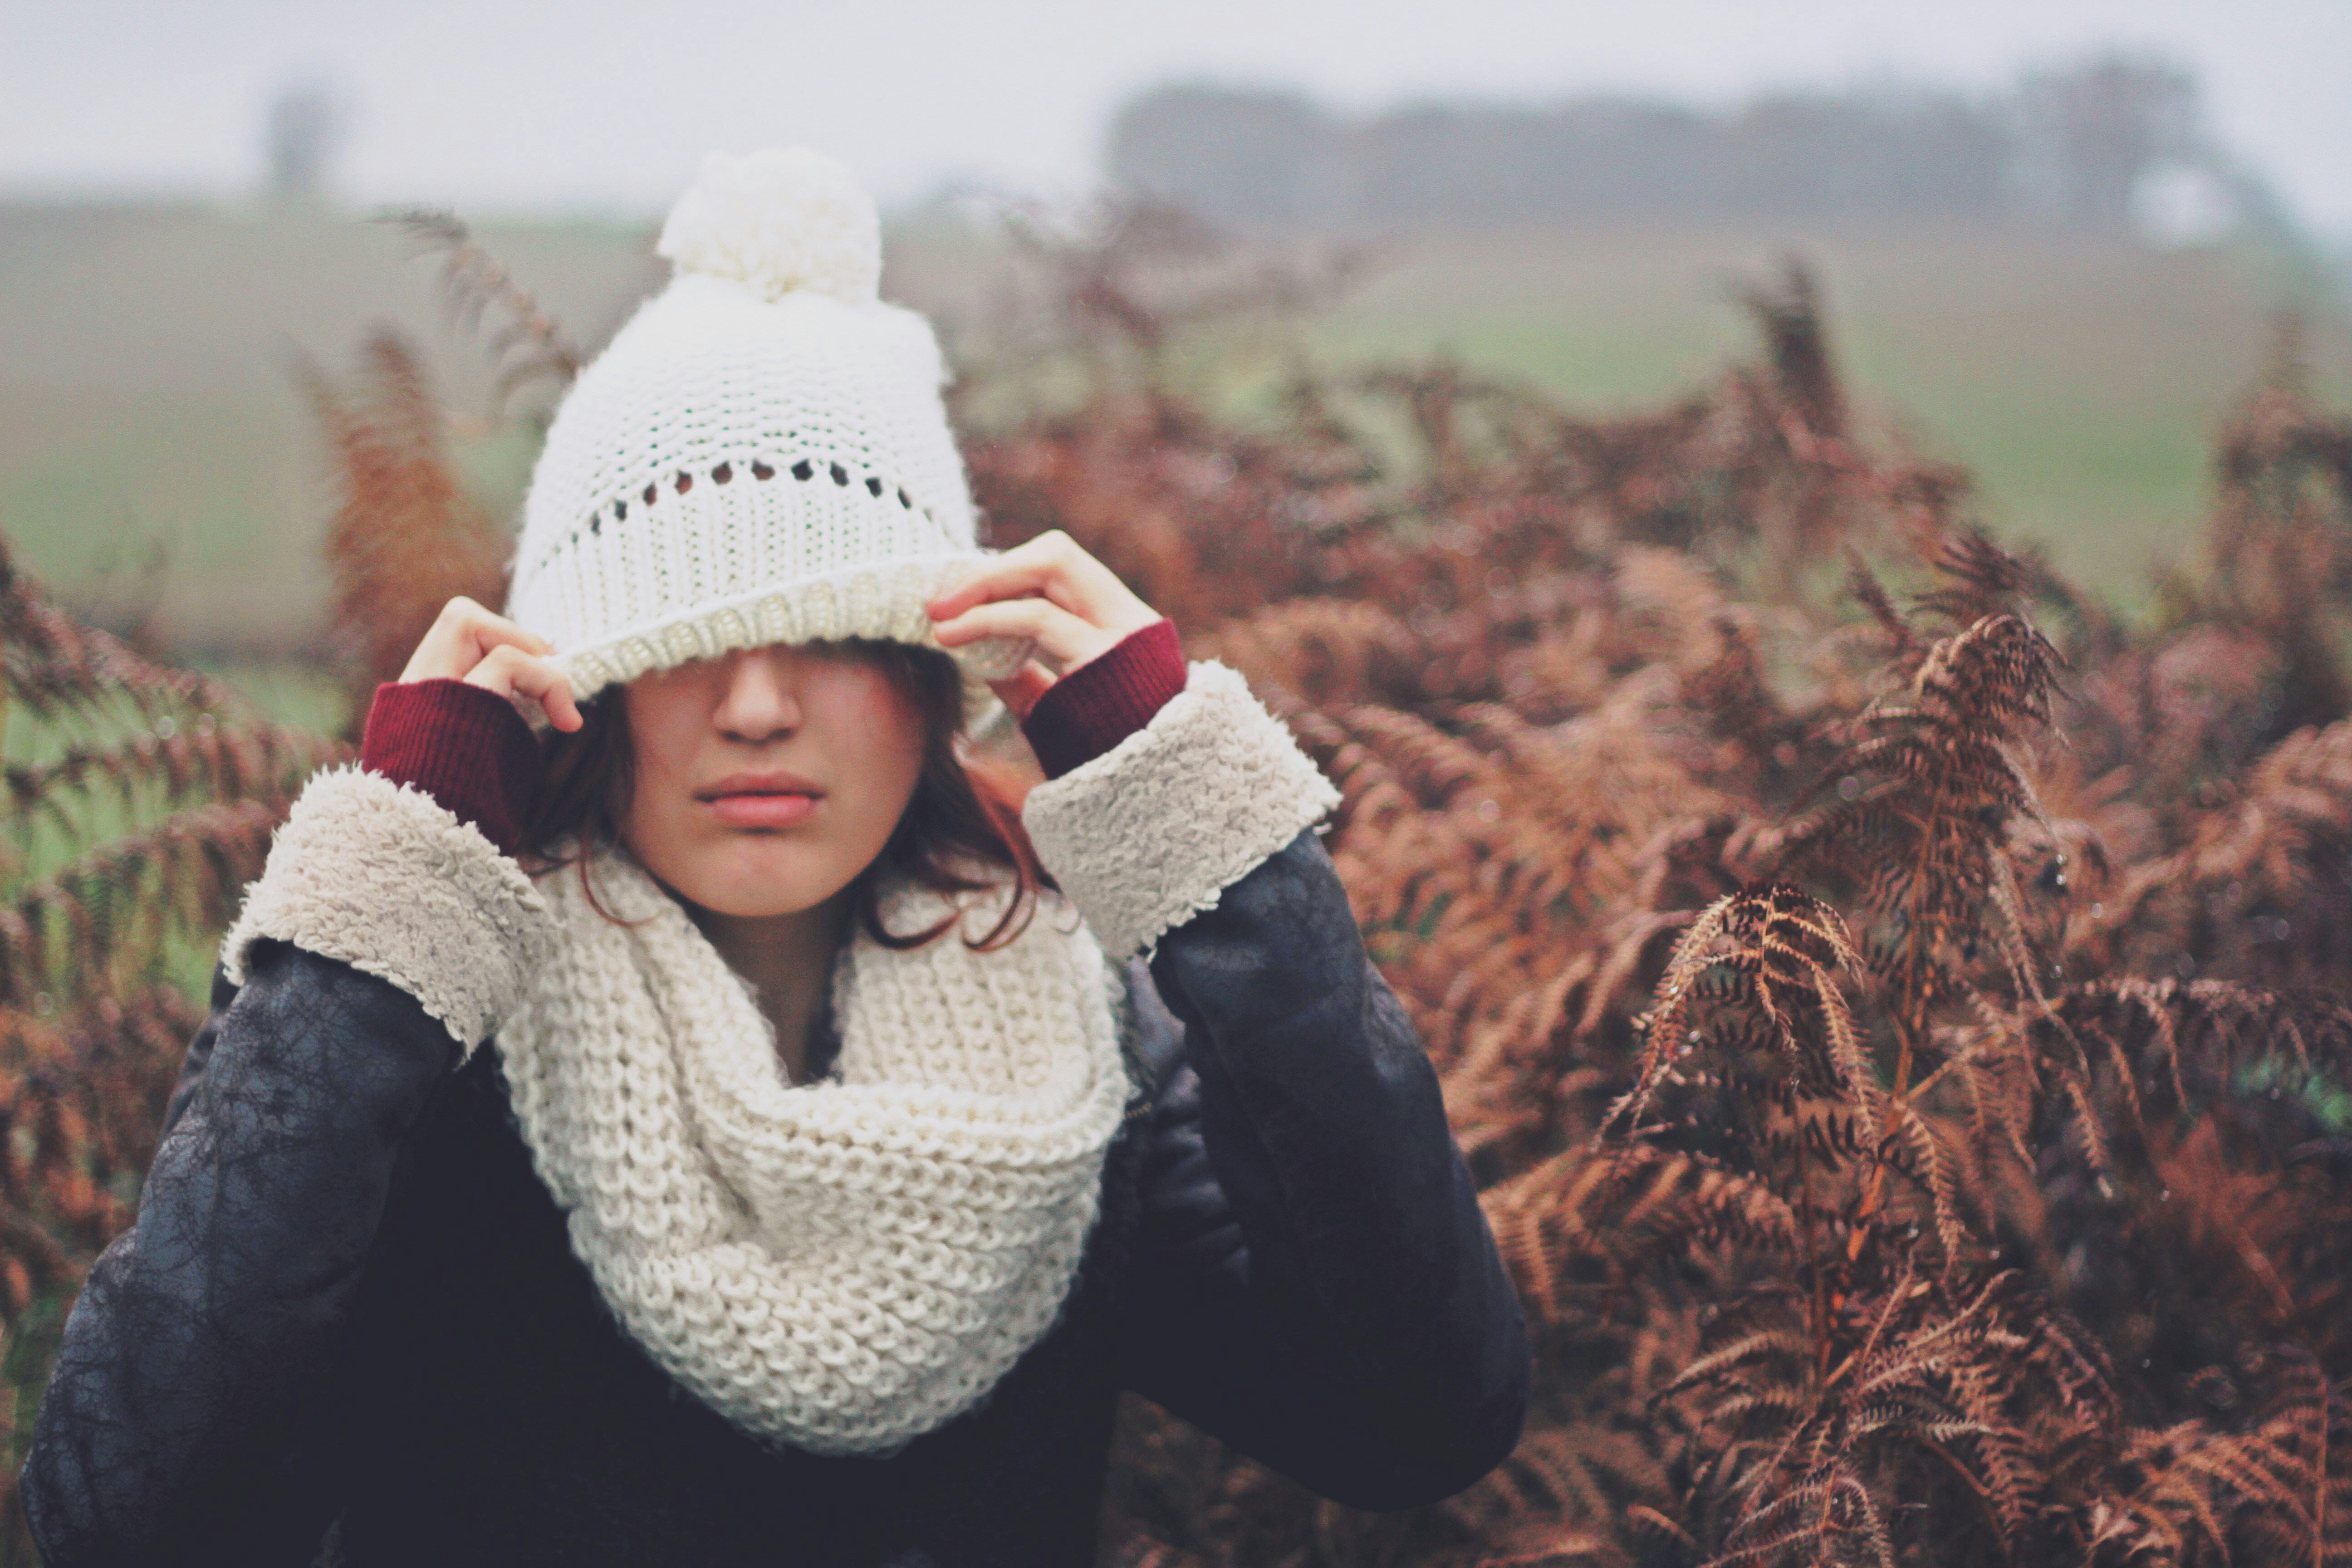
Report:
711,647,805,745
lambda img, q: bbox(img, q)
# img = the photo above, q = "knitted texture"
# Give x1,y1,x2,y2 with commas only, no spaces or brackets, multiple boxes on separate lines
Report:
1022,661,1342,959
495,850,1132,1457
360,679,541,856
506,147,1027,702
218,767,554,1049
1022,618,1187,779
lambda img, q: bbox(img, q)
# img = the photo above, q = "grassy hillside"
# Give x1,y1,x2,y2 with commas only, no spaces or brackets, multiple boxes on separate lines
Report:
1306,225,2352,601
3,201,2346,656
0,202,661,651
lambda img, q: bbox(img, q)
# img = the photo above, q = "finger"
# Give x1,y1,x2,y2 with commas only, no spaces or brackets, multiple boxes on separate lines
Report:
927,533,1147,629
510,661,584,733
463,646,583,732
986,662,1058,723
458,642,539,696
926,534,1082,618
402,597,553,682
456,610,553,669
401,598,486,683
931,598,1115,673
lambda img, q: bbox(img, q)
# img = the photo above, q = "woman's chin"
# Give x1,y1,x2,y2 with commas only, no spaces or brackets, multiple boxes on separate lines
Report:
657,839,856,921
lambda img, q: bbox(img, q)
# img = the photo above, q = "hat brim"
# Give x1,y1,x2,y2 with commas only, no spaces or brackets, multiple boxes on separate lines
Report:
549,553,1033,721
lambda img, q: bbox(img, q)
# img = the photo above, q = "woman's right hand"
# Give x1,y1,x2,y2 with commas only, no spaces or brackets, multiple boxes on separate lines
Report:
400,596,584,733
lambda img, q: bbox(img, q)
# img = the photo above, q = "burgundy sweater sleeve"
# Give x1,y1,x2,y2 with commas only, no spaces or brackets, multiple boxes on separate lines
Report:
1019,619,1186,780
358,680,543,857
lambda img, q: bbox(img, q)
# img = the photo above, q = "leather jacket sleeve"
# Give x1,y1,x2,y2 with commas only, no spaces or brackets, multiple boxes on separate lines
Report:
1118,828,1532,1510
20,943,459,1568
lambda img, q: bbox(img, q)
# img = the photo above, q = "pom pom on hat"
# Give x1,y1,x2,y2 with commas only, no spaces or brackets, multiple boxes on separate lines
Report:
657,147,882,304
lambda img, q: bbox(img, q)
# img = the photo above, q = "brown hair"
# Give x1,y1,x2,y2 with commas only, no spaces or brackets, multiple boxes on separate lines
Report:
519,642,1045,951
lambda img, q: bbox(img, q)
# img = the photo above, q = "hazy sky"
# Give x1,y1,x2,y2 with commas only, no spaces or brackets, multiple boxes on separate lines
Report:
7,0,2351,234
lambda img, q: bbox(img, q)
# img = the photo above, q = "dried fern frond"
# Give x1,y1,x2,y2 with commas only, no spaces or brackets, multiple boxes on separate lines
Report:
2096,1352,2351,1567
2094,717,2352,989
1666,1266,2113,1568
1607,884,1867,1140
384,207,586,406
306,330,511,719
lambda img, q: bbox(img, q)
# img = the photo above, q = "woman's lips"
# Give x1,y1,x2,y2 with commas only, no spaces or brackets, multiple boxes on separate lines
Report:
706,793,818,829
696,772,823,830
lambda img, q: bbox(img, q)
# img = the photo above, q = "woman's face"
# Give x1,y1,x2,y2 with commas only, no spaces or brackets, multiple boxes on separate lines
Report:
618,642,927,919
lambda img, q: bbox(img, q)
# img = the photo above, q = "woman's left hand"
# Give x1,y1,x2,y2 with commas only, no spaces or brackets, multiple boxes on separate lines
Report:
927,530,1163,719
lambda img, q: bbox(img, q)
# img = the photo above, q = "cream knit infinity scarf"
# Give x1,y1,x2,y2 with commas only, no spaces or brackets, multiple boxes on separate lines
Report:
494,849,1131,1457
220,660,1343,1455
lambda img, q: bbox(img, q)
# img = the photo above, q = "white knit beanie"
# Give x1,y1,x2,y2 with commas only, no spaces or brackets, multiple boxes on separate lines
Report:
506,147,1024,702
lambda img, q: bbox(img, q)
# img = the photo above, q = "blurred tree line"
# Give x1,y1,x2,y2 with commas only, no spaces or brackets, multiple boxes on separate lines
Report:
1106,55,2285,240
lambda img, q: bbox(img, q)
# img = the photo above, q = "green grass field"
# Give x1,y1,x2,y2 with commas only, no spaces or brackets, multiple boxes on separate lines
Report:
1302,226,2352,602
4,202,2347,659
0,202,662,653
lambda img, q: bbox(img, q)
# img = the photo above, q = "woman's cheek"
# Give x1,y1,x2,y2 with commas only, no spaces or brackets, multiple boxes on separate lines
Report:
617,756,705,895
822,671,927,856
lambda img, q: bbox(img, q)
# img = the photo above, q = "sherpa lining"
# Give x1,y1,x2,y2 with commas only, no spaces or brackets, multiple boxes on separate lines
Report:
220,766,554,1050
1022,661,1341,959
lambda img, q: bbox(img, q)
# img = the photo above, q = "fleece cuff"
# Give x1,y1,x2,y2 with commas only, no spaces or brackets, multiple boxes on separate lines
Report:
1021,661,1340,959
220,766,555,1051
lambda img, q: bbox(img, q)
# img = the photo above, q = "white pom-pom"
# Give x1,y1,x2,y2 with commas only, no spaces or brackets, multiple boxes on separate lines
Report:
657,147,881,305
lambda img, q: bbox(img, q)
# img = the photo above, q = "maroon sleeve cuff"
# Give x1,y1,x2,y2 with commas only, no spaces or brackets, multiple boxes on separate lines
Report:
1020,619,1187,780
359,679,543,857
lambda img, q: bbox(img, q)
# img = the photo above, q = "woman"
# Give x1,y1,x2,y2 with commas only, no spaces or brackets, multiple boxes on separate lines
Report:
21,148,1529,1568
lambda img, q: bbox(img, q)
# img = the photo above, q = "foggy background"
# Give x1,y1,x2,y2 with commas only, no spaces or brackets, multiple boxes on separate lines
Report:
3,0,2348,656
9,0,2351,230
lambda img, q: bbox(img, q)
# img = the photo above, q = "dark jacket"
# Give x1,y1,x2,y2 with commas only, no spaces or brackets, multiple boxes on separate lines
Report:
21,828,1529,1568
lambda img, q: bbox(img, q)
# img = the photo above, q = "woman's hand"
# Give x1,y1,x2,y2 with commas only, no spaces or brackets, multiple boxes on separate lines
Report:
926,531,1162,718
400,597,584,733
